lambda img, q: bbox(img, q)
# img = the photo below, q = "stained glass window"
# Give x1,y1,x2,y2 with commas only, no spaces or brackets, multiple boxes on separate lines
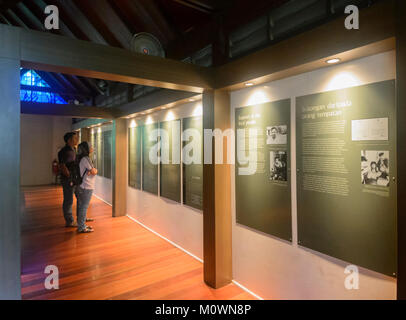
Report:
20,70,67,104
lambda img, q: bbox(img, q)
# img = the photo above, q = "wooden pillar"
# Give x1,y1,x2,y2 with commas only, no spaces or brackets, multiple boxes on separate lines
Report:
202,90,232,288
0,26,21,300
396,0,406,300
112,118,127,217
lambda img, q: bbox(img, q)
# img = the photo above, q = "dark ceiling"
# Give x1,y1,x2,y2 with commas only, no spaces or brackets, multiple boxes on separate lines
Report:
0,0,288,105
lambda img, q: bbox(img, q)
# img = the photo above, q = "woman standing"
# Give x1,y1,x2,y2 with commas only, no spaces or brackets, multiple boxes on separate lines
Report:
76,141,97,233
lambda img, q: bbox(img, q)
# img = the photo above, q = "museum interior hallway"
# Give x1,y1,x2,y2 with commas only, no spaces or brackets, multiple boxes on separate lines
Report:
20,186,254,300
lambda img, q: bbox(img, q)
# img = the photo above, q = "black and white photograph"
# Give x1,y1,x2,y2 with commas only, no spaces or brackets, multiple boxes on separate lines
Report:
270,151,288,182
266,125,288,145
361,151,390,187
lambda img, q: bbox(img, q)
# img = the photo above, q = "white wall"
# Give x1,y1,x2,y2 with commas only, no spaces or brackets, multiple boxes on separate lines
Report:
127,101,204,260
94,175,112,205
20,114,72,186
230,51,397,300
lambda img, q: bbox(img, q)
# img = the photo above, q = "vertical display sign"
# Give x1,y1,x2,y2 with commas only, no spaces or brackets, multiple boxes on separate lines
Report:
96,130,103,176
296,80,396,276
128,126,142,189
235,99,292,241
103,130,112,179
142,123,158,195
160,120,181,202
183,116,203,210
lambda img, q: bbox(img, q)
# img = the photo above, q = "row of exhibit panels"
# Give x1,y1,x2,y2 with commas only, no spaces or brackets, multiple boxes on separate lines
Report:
89,51,397,299
128,116,203,211
127,78,396,278
235,79,396,278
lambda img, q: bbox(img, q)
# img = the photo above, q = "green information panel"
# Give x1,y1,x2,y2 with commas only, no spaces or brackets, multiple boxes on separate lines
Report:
142,123,158,195
128,126,142,189
96,130,103,176
103,130,112,179
160,120,181,202
183,116,203,210
235,99,292,241
296,80,396,276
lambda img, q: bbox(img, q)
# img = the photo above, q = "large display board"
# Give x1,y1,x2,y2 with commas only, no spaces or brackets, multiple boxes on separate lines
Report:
128,126,142,189
183,116,203,210
142,123,158,195
296,80,396,276
160,120,181,202
235,99,292,241
103,130,112,179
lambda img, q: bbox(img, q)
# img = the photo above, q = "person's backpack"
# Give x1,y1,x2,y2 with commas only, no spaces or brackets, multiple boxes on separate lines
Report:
70,160,87,186
70,157,93,186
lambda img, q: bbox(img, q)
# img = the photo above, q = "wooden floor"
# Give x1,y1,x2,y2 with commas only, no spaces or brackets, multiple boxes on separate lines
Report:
20,185,255,300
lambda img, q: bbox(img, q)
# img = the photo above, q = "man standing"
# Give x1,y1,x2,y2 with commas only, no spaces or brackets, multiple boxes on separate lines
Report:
58,132,79,227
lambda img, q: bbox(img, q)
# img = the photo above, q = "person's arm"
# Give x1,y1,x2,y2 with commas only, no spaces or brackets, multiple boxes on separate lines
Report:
84,157,97,176
88,168,98,176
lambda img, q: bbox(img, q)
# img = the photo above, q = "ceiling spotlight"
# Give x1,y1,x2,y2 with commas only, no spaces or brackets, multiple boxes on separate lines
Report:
326,58,341,64
245,82,254,87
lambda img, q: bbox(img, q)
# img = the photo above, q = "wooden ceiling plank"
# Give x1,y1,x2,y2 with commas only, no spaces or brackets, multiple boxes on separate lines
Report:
28,0,77,38
84,0,133,50
72,0,122,48
172,0,213,14
52,0,107,45
5,9,29,29
15,2,45,31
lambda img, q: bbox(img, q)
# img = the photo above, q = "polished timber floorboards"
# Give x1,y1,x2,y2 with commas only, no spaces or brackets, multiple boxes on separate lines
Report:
21,186,255,300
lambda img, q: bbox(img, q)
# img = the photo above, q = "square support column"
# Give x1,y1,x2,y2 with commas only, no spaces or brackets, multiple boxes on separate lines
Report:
202,90,232,288
396,0,406,300
0,49,21,298
112,119,127,217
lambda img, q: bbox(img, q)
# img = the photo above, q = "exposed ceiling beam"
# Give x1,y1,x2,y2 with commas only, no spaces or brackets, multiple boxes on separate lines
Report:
5,8,28,28
16,25,214,92
172,0,213,14
26,0,77,38
21,102,114,118
113,89,198,118
71,0,124,48
50,0,108,45
80,0,133,50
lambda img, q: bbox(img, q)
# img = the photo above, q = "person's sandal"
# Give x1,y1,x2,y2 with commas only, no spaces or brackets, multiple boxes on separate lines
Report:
65,222,78,228
78,226,94,233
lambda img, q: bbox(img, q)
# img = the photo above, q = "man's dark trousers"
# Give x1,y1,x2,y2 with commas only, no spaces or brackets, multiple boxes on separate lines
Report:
61,178,75,225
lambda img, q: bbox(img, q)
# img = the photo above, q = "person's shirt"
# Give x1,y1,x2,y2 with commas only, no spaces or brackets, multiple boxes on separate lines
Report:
58,145,76,180
79,156,95,190
58,145,76,169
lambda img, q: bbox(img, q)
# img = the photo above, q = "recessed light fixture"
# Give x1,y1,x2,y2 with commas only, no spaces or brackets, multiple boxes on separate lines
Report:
189,99,195,102
245,82,254,87
326,58,341,64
